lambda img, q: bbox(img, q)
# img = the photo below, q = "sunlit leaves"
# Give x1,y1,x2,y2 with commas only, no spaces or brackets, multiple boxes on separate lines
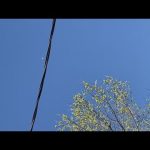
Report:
55,76,150,131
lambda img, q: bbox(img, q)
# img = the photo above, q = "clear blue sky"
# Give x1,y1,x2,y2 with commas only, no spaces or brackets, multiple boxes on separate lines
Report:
0,19,150,131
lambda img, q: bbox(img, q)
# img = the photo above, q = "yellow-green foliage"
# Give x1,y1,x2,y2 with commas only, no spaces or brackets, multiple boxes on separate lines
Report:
55,76,150,131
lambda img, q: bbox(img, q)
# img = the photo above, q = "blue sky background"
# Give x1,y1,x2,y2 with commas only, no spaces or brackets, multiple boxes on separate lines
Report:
0,19,150,131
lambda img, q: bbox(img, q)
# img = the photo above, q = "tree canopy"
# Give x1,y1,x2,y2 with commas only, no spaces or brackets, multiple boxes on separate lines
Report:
55,76,150,131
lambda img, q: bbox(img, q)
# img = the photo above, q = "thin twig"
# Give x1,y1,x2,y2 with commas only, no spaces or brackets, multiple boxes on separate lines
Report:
106,100,125,131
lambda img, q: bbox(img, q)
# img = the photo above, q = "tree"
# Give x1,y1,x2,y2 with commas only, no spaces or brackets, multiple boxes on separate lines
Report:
55,76,150,131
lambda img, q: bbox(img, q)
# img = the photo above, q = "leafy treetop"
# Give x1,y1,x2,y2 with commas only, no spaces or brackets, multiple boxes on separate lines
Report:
55,76,150,131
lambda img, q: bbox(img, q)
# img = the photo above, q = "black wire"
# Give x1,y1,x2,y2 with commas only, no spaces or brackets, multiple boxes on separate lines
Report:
30,19,56,131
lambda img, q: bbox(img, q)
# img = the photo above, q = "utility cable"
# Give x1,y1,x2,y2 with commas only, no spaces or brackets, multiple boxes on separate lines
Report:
30,19,56,131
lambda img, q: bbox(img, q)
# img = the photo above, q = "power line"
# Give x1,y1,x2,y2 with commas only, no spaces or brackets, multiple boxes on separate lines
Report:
30,19,56,131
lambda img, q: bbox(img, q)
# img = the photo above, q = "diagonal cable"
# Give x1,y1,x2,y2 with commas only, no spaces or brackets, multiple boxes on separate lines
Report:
30,19,56,131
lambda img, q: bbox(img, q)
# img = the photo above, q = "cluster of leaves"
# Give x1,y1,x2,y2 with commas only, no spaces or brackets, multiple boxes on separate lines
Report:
55,76,150,131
